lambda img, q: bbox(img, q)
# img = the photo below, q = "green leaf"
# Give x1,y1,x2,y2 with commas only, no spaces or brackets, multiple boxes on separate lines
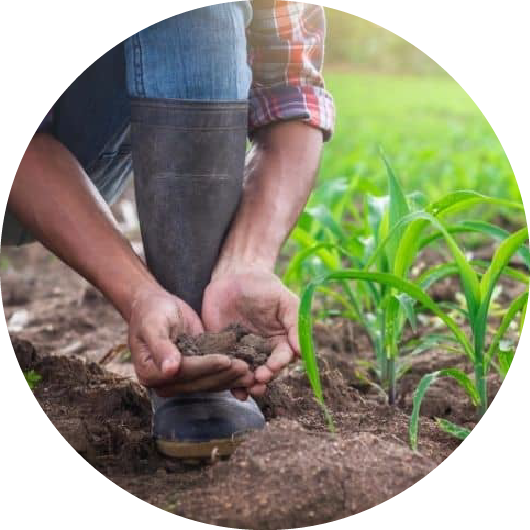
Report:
395,293,418,332
24,370,42,390
427,190,524,218
298,282,335,431
299,272,474,409
283,242,356,285
290,228,340,270
475,227,529,359
498,349,515,379
435,418,471,440
402,333,459,356
409,368,478,450
409,371,438,451
455,221,530,269
486,291,528,368
365,209,481,326
381,151,410,269
306,204,348,242
400,213,481,325
419,220,530,270
417,262,460,291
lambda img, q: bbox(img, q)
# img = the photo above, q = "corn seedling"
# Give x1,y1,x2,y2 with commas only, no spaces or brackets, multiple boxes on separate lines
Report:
24,370,42,390
297,156,527,445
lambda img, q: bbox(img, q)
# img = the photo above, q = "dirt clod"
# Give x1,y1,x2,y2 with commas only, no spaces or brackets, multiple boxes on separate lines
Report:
177,325,272,370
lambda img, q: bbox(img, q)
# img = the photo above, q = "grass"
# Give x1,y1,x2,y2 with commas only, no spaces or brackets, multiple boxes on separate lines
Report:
320,71,520,202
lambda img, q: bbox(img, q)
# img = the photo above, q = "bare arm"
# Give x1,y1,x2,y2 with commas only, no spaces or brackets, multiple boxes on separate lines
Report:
215,121,323,275
202,121,323,397
9,133,250,393
9,133,155,320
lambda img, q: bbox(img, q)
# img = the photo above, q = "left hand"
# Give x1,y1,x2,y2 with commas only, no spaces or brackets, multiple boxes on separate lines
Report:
202,268,300,399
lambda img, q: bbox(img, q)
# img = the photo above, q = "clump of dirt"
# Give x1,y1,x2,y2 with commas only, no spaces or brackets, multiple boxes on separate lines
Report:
256,356,359,428
177,325,272,371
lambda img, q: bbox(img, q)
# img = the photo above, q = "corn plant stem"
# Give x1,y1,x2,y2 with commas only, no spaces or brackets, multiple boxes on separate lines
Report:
379,309,388,385
475,364,488,417
387,355,397,405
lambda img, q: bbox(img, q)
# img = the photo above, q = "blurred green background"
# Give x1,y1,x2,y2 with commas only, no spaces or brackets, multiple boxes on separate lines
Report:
320,8,519,202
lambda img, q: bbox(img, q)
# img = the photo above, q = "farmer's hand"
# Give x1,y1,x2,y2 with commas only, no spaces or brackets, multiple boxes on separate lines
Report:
202,268,300,398
129,284,253,397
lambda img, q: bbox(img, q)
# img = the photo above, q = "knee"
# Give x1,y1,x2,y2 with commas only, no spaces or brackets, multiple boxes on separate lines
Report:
125,2,252,100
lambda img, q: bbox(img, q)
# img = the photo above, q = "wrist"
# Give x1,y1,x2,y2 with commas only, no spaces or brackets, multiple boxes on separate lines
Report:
212,248,277,279
106,268,163,322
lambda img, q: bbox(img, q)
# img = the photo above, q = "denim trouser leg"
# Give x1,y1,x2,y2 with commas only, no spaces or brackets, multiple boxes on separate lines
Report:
1,1,252,247
126,2,252,310
124,2,252,100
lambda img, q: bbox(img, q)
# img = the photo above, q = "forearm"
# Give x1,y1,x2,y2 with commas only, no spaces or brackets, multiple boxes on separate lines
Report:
8,133,159,320
214,122,323,275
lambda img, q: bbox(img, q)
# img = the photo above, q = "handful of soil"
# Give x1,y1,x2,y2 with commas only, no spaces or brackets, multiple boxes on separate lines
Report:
176,325,273,371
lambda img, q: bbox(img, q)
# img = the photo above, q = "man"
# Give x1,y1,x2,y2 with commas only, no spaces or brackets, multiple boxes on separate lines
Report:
3,1,334,458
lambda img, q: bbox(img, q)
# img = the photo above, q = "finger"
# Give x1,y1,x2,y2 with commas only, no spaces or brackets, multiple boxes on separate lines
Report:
254,365,273,385
130,335,178,388
154,359,249,396
254,341,293,384
231,388,249,401
248,383,267,397
176,354,232,381
279,292,300,356
183,307,205,336
267,341,294,373
142,326,181,376
230,371,256,388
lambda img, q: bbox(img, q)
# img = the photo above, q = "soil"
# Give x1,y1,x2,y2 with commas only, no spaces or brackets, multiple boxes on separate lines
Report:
177,325,272,371
1,205,523,528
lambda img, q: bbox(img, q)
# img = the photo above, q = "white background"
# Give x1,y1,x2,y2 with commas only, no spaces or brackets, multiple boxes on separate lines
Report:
1,1,528,528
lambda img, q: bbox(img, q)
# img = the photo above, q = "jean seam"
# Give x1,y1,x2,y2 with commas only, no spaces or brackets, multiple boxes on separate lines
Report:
132,34,146,97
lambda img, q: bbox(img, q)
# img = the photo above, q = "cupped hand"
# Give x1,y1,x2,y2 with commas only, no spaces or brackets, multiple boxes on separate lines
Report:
128,284,253,397
202,269,300,398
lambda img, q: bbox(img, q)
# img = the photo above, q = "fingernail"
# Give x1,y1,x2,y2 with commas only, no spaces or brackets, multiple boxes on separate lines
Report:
162,358,178,373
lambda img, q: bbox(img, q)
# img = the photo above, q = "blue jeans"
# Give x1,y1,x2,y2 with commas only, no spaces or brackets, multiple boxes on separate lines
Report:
3,1,252,245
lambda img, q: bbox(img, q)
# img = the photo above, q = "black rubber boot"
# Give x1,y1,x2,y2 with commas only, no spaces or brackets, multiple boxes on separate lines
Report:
130,98,265,459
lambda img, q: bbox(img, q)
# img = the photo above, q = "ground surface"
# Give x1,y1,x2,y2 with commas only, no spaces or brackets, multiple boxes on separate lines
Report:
1,67,523,526
2,235,515,529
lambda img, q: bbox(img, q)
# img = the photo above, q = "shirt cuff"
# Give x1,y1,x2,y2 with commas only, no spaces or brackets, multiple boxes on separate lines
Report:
248,85,335,142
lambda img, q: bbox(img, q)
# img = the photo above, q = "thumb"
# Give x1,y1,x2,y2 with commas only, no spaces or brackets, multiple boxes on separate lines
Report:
280,291,301,357
143,326,182,377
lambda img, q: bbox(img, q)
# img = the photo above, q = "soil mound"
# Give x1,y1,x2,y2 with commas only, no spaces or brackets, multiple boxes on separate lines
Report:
11,336,460,528
176,419,434,529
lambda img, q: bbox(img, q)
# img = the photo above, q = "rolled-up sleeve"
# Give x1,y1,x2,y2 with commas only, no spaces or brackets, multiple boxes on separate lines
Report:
247,0,335,140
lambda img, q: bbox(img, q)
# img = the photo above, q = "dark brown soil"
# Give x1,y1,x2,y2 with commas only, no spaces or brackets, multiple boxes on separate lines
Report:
177,325,272,371
1,224,523,529
12,336,437,528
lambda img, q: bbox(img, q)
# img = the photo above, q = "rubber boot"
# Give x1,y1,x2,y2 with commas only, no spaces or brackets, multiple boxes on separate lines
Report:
130,98,265,459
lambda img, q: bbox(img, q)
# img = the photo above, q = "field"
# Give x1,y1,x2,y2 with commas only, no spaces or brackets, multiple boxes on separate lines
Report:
322,71,519,201
3,71,527,527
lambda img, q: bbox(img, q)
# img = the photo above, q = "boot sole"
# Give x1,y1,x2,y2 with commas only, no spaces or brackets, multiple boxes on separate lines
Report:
156,437,242,460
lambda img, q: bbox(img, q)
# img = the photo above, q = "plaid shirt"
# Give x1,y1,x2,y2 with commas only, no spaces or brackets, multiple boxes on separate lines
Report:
39,2,335,140
248,0,334,140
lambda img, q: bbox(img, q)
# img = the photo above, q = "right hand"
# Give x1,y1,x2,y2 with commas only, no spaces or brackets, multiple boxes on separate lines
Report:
128,284,254,397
